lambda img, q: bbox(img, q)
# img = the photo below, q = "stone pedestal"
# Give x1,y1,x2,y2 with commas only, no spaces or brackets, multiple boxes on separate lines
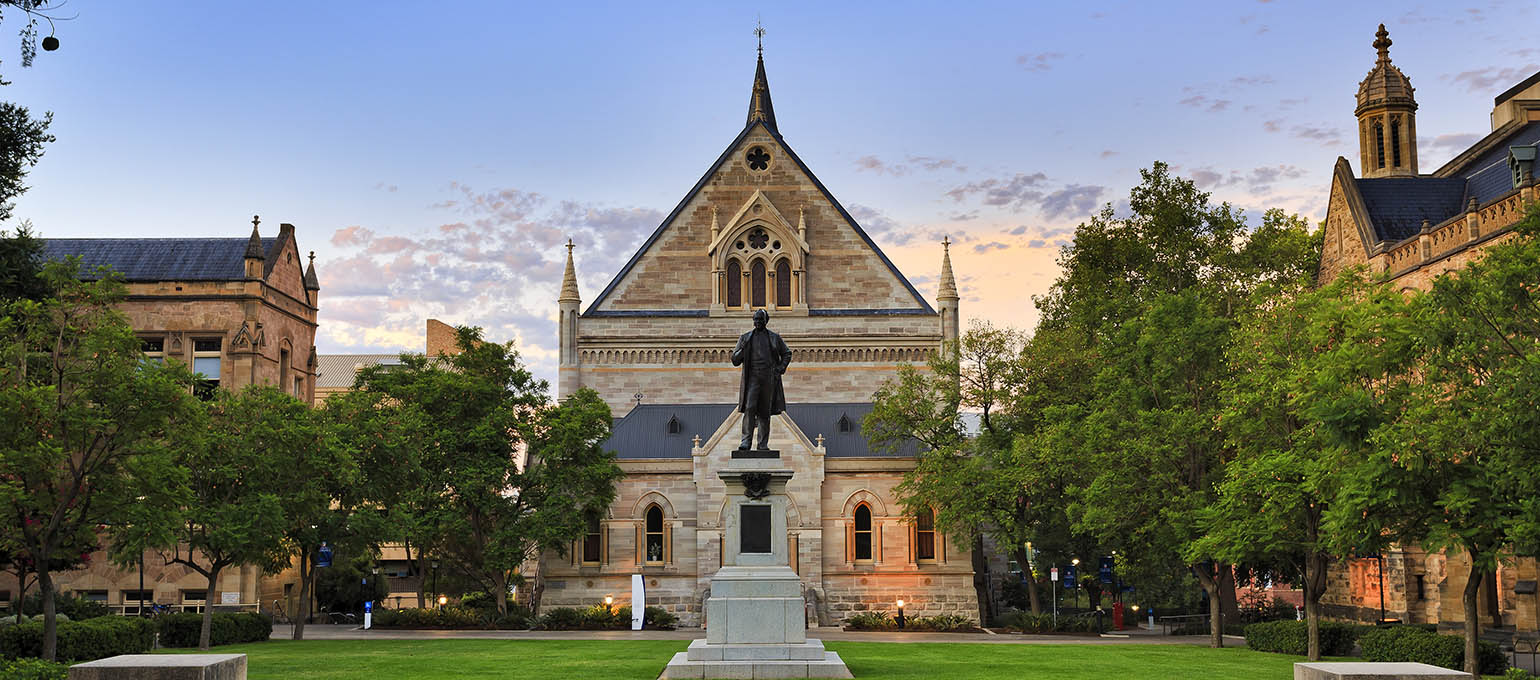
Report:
69,654,246,680
661,456,851,679
1292,662,1467,680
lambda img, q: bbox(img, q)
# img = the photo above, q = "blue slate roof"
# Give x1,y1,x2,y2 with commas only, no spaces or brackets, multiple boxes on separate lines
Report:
1446,121,1540,206
1354,178,1465,242
42,238,278,281
604,402,918,459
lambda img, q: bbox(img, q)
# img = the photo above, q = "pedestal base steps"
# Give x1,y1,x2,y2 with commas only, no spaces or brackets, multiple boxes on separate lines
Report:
68,654,247,680
660,639,853,679
1292,662,1469,680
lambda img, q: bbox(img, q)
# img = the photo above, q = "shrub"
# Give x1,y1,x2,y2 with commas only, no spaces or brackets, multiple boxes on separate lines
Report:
1359,625,1506,675
644,606,677,630
1243,620,1362,656
1505,668,1534,680
371,607,482,629
535,607,583,630
999,611,1054,633
16,594,109,622
156,612,272,648
0,658,69,680
909,614,975,632
0,616,154,661
844,611,895,630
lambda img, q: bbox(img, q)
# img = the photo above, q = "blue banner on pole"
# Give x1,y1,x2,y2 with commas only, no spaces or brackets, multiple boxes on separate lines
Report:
1099,557,1114,584
1062,565,1077,589
364,601,372,613
317,543,333,568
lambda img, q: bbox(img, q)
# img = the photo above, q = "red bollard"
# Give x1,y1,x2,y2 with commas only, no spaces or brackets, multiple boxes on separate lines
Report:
1112,601,1124,630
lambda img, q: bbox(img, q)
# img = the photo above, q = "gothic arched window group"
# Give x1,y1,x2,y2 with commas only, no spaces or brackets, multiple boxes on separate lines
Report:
724,255,796,309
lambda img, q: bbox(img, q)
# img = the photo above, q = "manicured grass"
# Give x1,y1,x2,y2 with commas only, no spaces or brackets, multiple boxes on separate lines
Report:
159,638,1334,679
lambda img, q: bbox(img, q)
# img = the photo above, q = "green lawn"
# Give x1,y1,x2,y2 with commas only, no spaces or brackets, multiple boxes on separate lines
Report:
159,638,1338,679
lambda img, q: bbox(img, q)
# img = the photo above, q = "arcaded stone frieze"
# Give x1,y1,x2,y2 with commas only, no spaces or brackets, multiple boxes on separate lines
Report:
577,345,935,365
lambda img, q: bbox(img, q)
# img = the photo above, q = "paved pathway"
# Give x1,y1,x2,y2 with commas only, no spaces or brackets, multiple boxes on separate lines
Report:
273,624,1206,646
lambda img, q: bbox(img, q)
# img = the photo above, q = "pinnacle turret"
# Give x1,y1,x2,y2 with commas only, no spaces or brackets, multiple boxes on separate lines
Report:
559,239,581,303
937,236,958,301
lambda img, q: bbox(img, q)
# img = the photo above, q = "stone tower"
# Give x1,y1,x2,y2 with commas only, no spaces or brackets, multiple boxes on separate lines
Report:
557,239,581,400
937,237,959,351
1356,24,1418,178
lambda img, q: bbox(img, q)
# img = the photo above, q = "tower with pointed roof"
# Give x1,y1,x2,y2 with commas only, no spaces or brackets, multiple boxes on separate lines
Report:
540,40,980,630
1356,24,1419,178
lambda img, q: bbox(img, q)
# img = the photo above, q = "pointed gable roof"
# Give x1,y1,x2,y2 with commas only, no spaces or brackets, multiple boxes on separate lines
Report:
584,51,934,317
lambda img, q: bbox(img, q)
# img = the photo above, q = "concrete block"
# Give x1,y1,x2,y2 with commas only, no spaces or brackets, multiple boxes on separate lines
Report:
703,662,756,679
806,653,855,679
660,653,705,679
1293,662,1469,680
69,654,247,680
751,662,809,679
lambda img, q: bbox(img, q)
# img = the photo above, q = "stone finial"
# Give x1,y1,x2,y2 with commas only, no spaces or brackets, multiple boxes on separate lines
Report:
244,216,265,260
1373,24,1392,63
815,433,825,447
1420,219,1431,234
559,238,581,304
1468,196,1480,213
303,250,320,291
937,236,959,301
692,434,702,448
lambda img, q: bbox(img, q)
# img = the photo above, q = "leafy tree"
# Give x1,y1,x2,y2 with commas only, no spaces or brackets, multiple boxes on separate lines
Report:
314,551,388,616
1033,164,1319,647
0,225,50,301
282,387,423,639
358,326,621,616
0,103,51,224
1348,212,1540,675
0,260,200,661
1195,270,1418,660
158,386,322,650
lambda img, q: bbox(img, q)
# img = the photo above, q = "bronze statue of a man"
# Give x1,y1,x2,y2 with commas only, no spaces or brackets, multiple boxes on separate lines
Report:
731,309,791,450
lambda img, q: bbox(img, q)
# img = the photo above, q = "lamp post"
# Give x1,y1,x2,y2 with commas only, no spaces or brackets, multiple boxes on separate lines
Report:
437,594,448,609
431,560,440,606
1072,558,1081,611
895,600,906,629
604,595,614,614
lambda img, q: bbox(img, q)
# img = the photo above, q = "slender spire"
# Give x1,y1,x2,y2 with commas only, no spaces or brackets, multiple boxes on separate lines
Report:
745,24,778,133
244,215,265,260
937,236,958,301
303,250,320,291
559,238,581,303
1373,23,1392,64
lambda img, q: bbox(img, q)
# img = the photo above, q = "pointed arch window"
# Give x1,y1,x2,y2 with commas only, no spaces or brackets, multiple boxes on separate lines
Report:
726,259,742,308
1374,121,1386,169
774,258,791,307
645,504,665,565
914,508,937,561
667,415,682,435
1390,117,1402,168
853,504,873,561
750,260,767,308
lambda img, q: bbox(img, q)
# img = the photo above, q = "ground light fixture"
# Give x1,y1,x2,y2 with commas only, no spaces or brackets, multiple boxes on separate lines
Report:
604,595,614,613
438,594,448,608
895,599,906,629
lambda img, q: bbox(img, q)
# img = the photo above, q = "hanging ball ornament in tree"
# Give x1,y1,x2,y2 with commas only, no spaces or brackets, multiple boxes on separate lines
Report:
41,35,60,51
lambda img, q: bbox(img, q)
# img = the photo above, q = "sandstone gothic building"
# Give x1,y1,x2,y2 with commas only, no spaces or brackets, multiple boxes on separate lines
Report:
0,219,321,615
1316,25,1540,633
535,49,979,626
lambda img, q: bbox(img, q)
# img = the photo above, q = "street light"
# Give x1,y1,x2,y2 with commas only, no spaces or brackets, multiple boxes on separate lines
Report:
604,595,614,613
895,600,906,629
438,594,448,609
1071,559,1081,610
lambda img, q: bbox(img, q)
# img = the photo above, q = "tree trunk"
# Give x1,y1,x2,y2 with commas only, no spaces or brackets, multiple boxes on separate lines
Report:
530,568,544,617
1219,565,1240,625
413,546,427,609
1463,563,1483,678
1304,552,1327,662
971,537,992,625
37,568,56,662
1191,563,1223,648
199,564,224,651
493,571,509,617
1012,546,1041,615
293,552,311,640
1483,571,1502,628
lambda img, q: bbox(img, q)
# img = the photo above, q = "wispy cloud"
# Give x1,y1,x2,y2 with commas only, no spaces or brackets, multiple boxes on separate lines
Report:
1446,64,1540,93
1016,52,1064,72
854,154,968,175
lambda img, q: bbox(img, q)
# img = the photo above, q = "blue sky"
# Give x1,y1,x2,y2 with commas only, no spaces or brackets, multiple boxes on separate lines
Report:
3,1,1535,385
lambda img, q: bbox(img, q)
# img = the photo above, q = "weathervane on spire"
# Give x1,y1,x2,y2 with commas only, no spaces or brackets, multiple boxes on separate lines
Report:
566,238,574,254
754,19,765,55
942,235,951,251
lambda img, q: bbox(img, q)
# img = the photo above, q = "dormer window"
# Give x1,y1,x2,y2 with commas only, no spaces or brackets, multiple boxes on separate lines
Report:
667,415,682,435
837,414,852,433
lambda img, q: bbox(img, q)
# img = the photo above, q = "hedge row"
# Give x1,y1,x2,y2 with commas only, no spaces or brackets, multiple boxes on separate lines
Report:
1360,625,1506,675
372,606,529,630
844,612,976,632
1242,620,1366,656
535,605,677,631
0,659,69,680
996,611,1104,634
0,617,154,662
156,613,272,648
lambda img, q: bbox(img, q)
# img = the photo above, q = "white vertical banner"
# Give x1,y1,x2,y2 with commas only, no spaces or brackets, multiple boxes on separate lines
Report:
631,574,645,630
